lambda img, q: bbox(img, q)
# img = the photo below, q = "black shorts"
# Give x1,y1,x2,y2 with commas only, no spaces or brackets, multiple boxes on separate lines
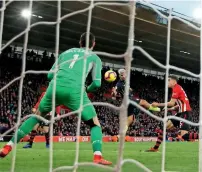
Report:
170,111,192,131
128,98,141,117
39,121,49,127
39,114,52,127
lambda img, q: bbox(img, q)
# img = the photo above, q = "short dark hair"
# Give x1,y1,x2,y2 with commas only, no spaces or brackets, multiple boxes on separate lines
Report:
169,75,179,81
80,32,95,48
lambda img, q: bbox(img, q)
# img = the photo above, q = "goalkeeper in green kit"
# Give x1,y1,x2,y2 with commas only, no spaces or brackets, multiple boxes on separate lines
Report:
0,32,112,165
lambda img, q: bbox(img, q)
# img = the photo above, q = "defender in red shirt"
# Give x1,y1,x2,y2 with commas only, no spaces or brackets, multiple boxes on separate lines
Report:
146,75,197,152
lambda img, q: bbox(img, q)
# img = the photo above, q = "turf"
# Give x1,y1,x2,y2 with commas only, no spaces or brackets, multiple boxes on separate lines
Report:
0,142,198,172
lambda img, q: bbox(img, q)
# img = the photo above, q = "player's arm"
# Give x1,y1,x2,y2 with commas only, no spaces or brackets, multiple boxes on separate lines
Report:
111,86,118,100
86,57,102,92
112,86,117,96
47,55,62,81
152,88,178,107
153,98,176,107
163,105,179,111
167,105,179,111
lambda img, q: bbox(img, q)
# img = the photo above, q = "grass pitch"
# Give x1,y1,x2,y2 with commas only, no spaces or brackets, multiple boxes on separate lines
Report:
0,142,198,172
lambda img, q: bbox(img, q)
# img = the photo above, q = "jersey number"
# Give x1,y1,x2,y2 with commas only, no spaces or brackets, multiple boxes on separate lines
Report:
69,54,79,69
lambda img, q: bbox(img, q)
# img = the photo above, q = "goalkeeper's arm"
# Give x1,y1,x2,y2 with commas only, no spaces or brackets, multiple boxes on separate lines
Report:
86,57,102,92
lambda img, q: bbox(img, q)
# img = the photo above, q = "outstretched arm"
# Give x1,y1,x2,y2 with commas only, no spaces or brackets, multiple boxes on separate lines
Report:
112,86,117,96
166,105,179,111
152,98,176,107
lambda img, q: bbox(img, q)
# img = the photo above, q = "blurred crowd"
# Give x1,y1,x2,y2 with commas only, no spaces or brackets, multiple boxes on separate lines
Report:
0,48,199,138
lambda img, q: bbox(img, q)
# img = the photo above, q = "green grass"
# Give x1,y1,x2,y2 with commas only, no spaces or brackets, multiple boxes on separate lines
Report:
0,142,198,172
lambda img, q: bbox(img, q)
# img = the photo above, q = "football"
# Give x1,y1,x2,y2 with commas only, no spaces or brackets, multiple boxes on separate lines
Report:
104,70,117,82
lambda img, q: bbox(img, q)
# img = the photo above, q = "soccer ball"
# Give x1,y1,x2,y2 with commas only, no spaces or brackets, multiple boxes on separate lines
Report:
104,70,117,82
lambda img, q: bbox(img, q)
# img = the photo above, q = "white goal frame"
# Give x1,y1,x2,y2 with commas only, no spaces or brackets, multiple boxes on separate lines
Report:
0,0,202,172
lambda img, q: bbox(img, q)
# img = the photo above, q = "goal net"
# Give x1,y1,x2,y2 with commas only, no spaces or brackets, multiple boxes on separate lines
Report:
0,0,201,172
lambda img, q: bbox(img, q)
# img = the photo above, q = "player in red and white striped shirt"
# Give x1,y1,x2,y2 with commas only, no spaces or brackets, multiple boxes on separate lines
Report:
23,92,62,149
146,75,197,152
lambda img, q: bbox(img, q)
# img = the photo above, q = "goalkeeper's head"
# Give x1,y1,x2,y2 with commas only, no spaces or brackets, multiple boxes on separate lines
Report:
79,32,95,50
168,75,179,88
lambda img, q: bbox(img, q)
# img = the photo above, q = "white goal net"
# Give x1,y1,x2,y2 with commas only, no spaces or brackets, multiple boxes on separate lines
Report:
0,0,201,172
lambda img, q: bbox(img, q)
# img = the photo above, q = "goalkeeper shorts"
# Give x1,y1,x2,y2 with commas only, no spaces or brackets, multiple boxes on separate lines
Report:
39,82,97,121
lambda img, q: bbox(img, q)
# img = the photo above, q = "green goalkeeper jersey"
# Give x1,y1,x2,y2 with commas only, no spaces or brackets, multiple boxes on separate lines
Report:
47,48,102,92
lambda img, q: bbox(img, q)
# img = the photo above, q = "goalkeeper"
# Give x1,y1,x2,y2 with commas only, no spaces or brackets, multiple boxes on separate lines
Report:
0,32,112,165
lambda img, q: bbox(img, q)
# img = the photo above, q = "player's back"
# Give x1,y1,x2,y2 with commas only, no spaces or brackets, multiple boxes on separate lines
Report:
55,48,100,87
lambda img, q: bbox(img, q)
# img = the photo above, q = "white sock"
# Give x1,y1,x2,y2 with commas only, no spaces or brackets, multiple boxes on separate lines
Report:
94,151,102,156
7,141,14,148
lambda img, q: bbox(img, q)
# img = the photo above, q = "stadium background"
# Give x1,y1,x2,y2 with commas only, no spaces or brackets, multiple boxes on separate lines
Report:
0,1,201,172
0,1,200,141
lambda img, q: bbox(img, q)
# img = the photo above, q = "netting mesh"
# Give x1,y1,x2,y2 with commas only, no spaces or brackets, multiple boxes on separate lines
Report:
0,0,202,172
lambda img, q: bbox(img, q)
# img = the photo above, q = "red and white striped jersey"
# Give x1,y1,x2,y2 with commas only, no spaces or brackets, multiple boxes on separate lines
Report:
171,84,191,112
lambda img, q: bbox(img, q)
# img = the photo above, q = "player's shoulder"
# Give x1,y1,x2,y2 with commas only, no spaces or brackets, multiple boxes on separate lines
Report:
173,84,182,91
62,48,82,54
89,50,99,57
89,51,101,62
176,84,183,89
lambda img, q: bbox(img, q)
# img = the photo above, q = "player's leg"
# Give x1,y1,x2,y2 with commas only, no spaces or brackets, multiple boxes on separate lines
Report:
123,98,154,135
123,103,137,135
145,120,175,152
181,130,198,141
42,112,60,148
126,115,135,132
125,97,160,132
0,84,54,158
125,98,160,135
178,112,198,141
23,124,39,148
139,99,160,112
42,115,50,148
59,87,112,165
25,114,51,149
146,112,185,152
